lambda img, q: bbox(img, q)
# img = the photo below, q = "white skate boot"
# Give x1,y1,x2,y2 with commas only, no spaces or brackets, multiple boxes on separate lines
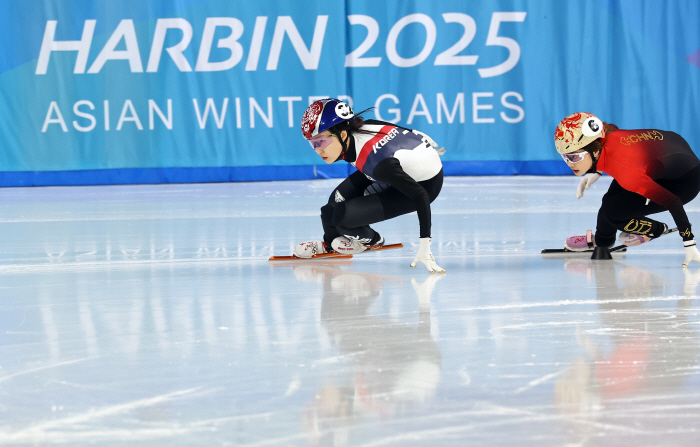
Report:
618,232,651,247
331,235,385,255
618,223,668,246
294,240,332,258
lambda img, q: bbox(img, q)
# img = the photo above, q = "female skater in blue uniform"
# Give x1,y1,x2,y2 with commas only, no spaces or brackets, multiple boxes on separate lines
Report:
294,98,446,274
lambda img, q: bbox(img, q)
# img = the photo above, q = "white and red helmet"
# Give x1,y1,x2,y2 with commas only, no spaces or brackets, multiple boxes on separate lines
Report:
301,98,354,139
554,112,605,154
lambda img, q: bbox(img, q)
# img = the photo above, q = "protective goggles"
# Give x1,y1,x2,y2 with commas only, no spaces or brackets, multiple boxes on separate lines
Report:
308,134,336,151
561,151,588,164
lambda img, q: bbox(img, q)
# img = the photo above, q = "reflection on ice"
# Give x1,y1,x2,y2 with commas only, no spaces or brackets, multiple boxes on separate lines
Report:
0,178,699,445
279,262,444,446
555,260,700,444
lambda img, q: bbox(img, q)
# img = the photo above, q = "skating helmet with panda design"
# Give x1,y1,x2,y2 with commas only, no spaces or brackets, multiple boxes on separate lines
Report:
554,112,605,154
301,98,354,139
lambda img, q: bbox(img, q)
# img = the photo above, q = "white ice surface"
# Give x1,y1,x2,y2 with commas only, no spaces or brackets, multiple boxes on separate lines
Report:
1,176,699,446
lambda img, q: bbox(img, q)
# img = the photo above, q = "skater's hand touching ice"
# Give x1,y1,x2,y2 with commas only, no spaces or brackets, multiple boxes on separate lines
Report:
683,241,700,268
410,237,446,274
576,172,601,199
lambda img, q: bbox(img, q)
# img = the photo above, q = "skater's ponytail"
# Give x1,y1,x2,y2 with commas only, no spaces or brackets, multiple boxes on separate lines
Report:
604,122,619,133
328,108,378,162
329,108,376,136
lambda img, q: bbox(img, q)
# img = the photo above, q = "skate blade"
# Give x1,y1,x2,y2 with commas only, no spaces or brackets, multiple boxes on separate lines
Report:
364,243,403,252
268,243,403,261
268,252,353,261
541,245,627,257
543,227,677,257
333,242,404,256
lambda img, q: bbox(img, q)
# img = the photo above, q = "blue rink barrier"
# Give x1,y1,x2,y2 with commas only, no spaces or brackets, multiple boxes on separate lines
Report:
0,161,570,187
1,1,697,187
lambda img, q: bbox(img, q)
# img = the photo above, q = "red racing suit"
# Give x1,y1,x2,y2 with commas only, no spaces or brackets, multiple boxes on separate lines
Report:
596,129,700,240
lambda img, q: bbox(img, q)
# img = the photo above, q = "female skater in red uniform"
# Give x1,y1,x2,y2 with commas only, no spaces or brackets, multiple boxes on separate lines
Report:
555,112,700,266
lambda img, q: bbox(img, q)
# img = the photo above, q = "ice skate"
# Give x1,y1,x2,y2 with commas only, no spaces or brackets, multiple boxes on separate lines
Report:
331,235,385,255
543,227,678,255
564,230,594,252
293,240,332,258
270,236,398,261
618,232,651,247
618,223,669,247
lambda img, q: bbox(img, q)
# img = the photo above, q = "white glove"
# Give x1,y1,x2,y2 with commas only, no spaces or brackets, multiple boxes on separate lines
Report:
410,237,446,274
412,130,445,155
576,172,601,199
683,241,700,268
412,129,437,147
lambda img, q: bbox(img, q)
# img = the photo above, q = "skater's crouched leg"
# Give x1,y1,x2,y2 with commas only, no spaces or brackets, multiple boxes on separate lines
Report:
333,197,383,246
595,183,668,247
596,211,668,248
594,210,617,249
321,203,339,246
